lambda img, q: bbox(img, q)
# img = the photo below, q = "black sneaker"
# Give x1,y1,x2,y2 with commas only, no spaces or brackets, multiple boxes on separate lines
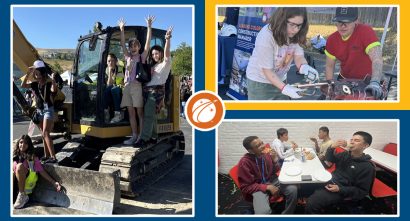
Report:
44,158,58,164
134,139,147,149
149,138,158,144
40,156,49,162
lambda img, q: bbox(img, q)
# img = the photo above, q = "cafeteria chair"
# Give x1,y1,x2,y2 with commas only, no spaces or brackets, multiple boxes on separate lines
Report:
335,163,397,214
371,177,397,198
370,178,397,214
229,164,284,214
375,143,397,191
383,143,397,156
228,165,241,191
229,164,255,214
362,167,397,214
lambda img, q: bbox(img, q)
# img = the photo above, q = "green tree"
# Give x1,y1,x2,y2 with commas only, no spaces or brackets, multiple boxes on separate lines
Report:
52,61,64,74
171,42,192,77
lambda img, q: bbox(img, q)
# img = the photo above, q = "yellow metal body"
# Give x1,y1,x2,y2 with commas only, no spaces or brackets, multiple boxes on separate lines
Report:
13,21,40,73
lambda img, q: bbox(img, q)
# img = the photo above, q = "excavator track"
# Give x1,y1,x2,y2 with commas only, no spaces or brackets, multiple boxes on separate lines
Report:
99,131,185,197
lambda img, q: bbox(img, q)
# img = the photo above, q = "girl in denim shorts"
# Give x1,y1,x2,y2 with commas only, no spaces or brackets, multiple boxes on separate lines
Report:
21,60,58,163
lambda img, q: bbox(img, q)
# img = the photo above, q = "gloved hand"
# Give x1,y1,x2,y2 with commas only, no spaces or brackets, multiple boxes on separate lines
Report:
365,81,383,99
299,64,319,82
281,84,303,99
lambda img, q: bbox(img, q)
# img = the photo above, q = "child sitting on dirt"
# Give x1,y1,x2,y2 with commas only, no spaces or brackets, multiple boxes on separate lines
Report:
13,134,62,209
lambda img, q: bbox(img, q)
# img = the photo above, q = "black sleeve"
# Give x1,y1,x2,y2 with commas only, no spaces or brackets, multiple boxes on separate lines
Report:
325,147,339,163
54,74,64,89
30,82,38,93
339,163,375,200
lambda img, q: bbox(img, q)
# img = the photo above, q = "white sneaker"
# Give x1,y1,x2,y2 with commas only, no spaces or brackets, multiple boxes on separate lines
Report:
14,192,29,209
124,135,138,145
110,111,122,123
104,109,110,123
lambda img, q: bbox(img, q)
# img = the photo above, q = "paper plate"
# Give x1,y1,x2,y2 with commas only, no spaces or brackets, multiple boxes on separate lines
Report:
313,170,332,182
285,166,302,176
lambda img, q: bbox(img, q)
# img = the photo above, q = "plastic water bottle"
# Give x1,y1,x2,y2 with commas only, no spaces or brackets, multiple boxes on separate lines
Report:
301,151,306,162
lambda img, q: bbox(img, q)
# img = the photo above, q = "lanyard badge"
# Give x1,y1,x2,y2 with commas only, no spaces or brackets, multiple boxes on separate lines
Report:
43,102,49,110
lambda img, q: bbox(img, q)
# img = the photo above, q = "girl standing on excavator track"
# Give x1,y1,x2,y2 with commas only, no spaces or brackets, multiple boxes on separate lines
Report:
118,15,155,145
134,26,173,148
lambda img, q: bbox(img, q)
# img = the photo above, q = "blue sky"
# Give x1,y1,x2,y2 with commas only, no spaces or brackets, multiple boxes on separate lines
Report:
13,6,193,50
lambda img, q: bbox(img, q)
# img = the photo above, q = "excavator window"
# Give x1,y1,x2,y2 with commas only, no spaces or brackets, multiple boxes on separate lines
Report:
150,37,164,49
74,37,104,122
89,35,98,51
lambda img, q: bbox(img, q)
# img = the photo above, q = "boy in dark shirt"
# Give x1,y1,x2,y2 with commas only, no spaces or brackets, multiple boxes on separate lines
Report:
305,131,375,214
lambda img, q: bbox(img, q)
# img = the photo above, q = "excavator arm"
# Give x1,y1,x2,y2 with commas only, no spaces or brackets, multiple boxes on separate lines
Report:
13,20,41,73
12,20,41,117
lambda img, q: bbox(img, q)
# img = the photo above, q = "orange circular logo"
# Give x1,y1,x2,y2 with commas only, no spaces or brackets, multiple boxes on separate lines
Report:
185,90,225,131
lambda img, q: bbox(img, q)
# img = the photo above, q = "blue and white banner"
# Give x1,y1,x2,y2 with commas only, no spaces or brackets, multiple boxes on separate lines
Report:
227,7,275,100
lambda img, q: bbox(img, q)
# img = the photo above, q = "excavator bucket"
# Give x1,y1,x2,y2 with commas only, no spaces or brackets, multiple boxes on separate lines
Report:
31,164,121,215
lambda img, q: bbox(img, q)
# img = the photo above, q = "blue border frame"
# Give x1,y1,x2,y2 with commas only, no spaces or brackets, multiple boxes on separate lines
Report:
5,0,203,219
4,0,407,220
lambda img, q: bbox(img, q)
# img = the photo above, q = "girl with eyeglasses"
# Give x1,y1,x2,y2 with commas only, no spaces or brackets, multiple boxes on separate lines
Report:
246,7,319,100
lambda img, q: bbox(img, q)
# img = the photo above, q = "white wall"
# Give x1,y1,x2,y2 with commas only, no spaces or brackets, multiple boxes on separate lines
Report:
218,120,398,174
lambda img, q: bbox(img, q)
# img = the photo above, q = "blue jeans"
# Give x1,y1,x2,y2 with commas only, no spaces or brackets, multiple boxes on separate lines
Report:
104,85,121,111
39,106,54,120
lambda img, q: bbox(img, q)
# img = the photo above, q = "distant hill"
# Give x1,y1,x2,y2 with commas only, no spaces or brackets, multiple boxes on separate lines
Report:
37,48,75,54
37,48,75,72
43,58,73,72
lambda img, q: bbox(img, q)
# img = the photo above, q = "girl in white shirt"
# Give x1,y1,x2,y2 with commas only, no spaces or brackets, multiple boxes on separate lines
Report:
134,26,173,148
246,7,319,100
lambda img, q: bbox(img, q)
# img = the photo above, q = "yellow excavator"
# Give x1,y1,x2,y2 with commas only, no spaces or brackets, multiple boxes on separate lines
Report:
13,20,185,214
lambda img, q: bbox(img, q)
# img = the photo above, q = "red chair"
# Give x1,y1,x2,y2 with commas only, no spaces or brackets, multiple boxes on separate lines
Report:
383,143,397,156
371,177,397,198
229,164,241,188
229,165,283,203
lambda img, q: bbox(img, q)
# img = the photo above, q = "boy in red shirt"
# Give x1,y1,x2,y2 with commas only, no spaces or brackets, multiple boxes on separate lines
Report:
238,136,298,214
325,7,384,99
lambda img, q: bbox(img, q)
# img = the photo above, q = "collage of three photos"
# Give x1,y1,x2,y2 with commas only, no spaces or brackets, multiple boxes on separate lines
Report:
215,5,399,216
